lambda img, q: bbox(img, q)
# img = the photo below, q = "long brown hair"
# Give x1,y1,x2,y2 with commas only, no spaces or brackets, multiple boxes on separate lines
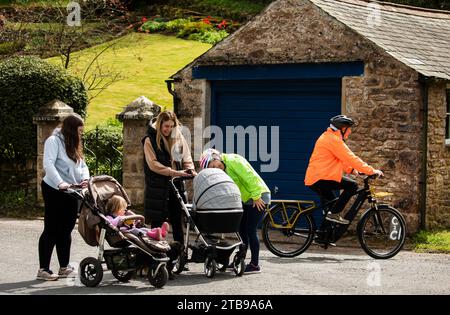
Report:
61,114,84,163
154,111,180,153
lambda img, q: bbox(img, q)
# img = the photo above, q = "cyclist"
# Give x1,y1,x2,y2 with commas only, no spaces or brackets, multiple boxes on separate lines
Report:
305,115,383,225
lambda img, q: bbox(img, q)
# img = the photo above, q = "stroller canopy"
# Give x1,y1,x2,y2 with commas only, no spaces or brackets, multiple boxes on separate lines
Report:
193,168,242,211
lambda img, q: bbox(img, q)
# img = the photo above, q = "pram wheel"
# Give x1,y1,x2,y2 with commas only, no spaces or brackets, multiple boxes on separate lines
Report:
204,257,217,278
112,269,134,283
148,265,168,288
80,257,103,287
232,255,245,277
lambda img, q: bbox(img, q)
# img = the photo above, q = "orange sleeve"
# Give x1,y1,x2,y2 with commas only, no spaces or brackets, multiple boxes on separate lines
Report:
343,164,354,174
330,139,375,175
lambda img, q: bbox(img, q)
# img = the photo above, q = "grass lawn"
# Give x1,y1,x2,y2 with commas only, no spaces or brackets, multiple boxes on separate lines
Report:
47,33,211,130
4,21,102,31
413,230,450,253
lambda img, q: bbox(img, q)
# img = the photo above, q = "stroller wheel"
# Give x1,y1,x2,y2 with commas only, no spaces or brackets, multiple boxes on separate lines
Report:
80,257,103,287
232,255,245,277
112,269,134,283
204,257,216,278
148,265,168,288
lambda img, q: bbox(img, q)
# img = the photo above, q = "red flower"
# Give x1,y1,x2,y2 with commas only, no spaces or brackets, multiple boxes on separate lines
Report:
141,17,148,22
202,16,211,24
217,20,227,29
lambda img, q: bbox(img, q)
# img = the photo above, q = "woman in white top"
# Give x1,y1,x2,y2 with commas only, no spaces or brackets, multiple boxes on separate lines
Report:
37,114,89,281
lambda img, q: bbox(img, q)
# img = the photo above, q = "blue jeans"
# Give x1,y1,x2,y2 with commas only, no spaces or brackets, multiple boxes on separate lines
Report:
239,192,271,266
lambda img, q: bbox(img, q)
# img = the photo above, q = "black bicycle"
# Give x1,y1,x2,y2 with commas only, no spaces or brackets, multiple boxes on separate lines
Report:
262,174,406,259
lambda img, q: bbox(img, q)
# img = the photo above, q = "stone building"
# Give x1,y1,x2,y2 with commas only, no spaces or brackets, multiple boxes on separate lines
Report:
170,0,450,231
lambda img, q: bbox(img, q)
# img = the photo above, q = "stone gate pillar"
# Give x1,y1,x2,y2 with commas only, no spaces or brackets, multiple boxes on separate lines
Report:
117,96,161,206
32,100,74,205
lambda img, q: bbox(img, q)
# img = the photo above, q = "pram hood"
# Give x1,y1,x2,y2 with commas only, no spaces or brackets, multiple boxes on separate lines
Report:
193,168,242,211
79,175,170,253
88,175,131,214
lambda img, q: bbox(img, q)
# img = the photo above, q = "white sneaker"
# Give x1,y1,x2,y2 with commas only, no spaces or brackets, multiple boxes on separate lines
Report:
36,269,59,281
325,213,350,225
58,265,75,278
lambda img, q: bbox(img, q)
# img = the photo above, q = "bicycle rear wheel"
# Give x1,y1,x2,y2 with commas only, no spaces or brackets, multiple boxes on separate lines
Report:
357,205,406,259
262,205,315,257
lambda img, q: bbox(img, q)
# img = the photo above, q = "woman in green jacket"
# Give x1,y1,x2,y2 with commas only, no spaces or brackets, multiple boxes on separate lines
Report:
200,148,270,273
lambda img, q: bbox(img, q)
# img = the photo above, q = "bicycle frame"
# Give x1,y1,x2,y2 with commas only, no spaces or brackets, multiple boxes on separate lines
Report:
266,175,383,242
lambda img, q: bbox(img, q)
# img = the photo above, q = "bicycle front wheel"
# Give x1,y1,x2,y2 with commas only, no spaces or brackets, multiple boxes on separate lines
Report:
262,205,315,258
357,205,406,259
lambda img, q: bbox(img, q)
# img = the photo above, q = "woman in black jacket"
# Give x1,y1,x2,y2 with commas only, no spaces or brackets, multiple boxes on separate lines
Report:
142,111,195,245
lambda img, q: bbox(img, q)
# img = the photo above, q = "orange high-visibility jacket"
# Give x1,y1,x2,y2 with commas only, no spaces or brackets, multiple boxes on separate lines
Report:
305,128,375,186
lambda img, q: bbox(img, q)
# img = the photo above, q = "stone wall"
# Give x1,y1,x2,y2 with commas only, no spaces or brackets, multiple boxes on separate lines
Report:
117,96,161,206
33,100,75,205
426,82,450,229
173,0,425,231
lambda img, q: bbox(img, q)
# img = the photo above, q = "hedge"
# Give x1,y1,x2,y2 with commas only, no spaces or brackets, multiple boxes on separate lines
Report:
0,56,88,162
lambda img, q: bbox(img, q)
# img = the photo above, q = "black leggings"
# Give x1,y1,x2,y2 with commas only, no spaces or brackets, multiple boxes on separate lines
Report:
38,181,78,270
152,188,185,245
308,176,358,214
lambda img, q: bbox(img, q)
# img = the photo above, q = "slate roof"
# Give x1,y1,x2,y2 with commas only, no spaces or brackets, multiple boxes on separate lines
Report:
310,0,450,80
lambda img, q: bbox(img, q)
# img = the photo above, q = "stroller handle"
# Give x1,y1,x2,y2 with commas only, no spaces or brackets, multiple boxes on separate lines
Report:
64,185,87,200
171,176,194,184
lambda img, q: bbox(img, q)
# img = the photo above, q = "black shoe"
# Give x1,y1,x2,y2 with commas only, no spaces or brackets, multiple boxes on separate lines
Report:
313,237,336,248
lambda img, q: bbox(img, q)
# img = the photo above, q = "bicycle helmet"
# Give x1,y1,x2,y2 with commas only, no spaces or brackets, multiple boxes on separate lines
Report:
330,115,355,129
199,148,221,169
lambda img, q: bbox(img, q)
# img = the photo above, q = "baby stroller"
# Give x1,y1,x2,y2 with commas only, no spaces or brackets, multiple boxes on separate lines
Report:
170,168,246,278
71,175,171,288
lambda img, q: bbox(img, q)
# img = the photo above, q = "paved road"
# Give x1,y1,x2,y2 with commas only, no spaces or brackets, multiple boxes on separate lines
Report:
0,218,449,295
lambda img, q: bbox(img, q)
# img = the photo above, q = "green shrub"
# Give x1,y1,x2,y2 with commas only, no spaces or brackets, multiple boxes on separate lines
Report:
0,41,25,55
0,56,88,162
177,21,213,38
188,29,229,44
413,230,450,252
140,20,167,32
165,18,191,33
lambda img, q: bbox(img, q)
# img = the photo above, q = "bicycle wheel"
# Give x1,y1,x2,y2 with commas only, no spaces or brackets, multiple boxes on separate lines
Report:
357,205,406,259
262,205,315,257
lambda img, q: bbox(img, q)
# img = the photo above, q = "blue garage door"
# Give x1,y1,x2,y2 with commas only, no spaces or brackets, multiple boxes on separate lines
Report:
212,79,340,211
193,63,364,224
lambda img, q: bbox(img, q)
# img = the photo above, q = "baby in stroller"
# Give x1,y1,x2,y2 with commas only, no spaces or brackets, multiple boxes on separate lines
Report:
75,175,177,289
106,195,169,241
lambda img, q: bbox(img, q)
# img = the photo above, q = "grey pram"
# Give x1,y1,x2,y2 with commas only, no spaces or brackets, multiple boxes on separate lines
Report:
170,168,246,278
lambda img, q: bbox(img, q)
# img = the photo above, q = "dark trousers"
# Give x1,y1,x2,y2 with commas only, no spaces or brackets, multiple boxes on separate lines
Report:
153,187,185,245
308,176,358,214
38,181,78,270
239,203,265,266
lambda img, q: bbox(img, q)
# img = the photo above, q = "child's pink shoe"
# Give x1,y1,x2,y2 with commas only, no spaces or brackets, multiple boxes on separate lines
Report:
161,222,170,238
147,228,162,241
